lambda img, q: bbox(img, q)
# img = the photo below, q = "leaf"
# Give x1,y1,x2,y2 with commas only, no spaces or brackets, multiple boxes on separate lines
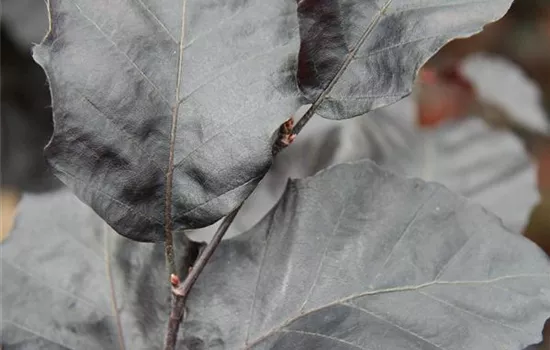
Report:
34,0,302,242
192,55,545,240
34,0,513,242
182,160,550,349
0,189,196,350
296,0,512,120
3,161,549,349
523,143,550,255
414,65,475,128
524,196,550,257
537,143,550,192
0,190,120,349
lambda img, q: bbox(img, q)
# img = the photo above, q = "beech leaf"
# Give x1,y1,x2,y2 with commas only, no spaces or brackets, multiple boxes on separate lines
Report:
34,0,512,241
182,160,550,349
1,191,119,349
2,161,550,349
296,0,512,119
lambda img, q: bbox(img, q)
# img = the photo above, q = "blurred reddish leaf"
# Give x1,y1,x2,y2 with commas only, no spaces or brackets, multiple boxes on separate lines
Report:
524,196,550,256
524,143,550,256
526,318,550,350
415,66,475,128
427,1,550,122
537,144,550,192
414,0,550,262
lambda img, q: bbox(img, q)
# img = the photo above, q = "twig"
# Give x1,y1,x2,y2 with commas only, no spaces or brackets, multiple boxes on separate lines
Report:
163,205,241,349
163,236,203,350
163,110,317,349
164,237,177,278
164,292,186,350
291,106,316,137
172,205,241,298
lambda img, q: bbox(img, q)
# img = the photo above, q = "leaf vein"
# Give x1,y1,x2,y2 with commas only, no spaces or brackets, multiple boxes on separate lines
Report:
54,166,163,225
134,0,178,43
4,321,72,350
77,93,168,176
417,290,533,336
247,274,550,348
343,303,445,350
180,174,264,218
173,41,293,125
433,225,477,280
163,0,187,244
174,95,296,171
68,0,171,106
371,187,438,286
3,259,108,313
245,210,278,345
299,202,348,312
180,2,272,53
352,34,448,61
276,329,367,350
325,92,409,101
304,0,393,116
389,0,495,15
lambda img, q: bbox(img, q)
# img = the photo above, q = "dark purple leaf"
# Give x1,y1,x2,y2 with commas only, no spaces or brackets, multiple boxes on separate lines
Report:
33,0,512,242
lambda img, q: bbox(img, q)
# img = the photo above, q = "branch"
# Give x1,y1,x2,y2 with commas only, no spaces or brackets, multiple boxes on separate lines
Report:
272,108,318,155
163,235,204,349
164,291,186,350
164,236,177,279
291,106,316,137
173,204,241,297
163,204,241,350
163,111,315,349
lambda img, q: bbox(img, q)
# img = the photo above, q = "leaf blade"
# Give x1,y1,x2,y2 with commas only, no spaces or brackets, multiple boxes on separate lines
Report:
3,160,549,349
182,160,550,349
34,0,514,243
34,0,301,241
0,191,119,349
297,0,512,120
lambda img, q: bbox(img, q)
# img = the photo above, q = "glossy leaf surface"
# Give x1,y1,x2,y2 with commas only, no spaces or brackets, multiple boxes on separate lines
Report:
34,0,512,241
183,160,550,349
3,160,550,349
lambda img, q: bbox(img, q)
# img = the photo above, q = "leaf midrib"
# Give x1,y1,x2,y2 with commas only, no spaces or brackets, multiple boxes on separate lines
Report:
244,273,548,349
299,0,394,123
164,0,188,246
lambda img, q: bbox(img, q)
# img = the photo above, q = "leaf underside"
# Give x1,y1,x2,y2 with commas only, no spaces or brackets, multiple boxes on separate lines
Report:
34,0,512,242
2,160,549,349
182,160,550,349
296,0,512,119
1,190,187,349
